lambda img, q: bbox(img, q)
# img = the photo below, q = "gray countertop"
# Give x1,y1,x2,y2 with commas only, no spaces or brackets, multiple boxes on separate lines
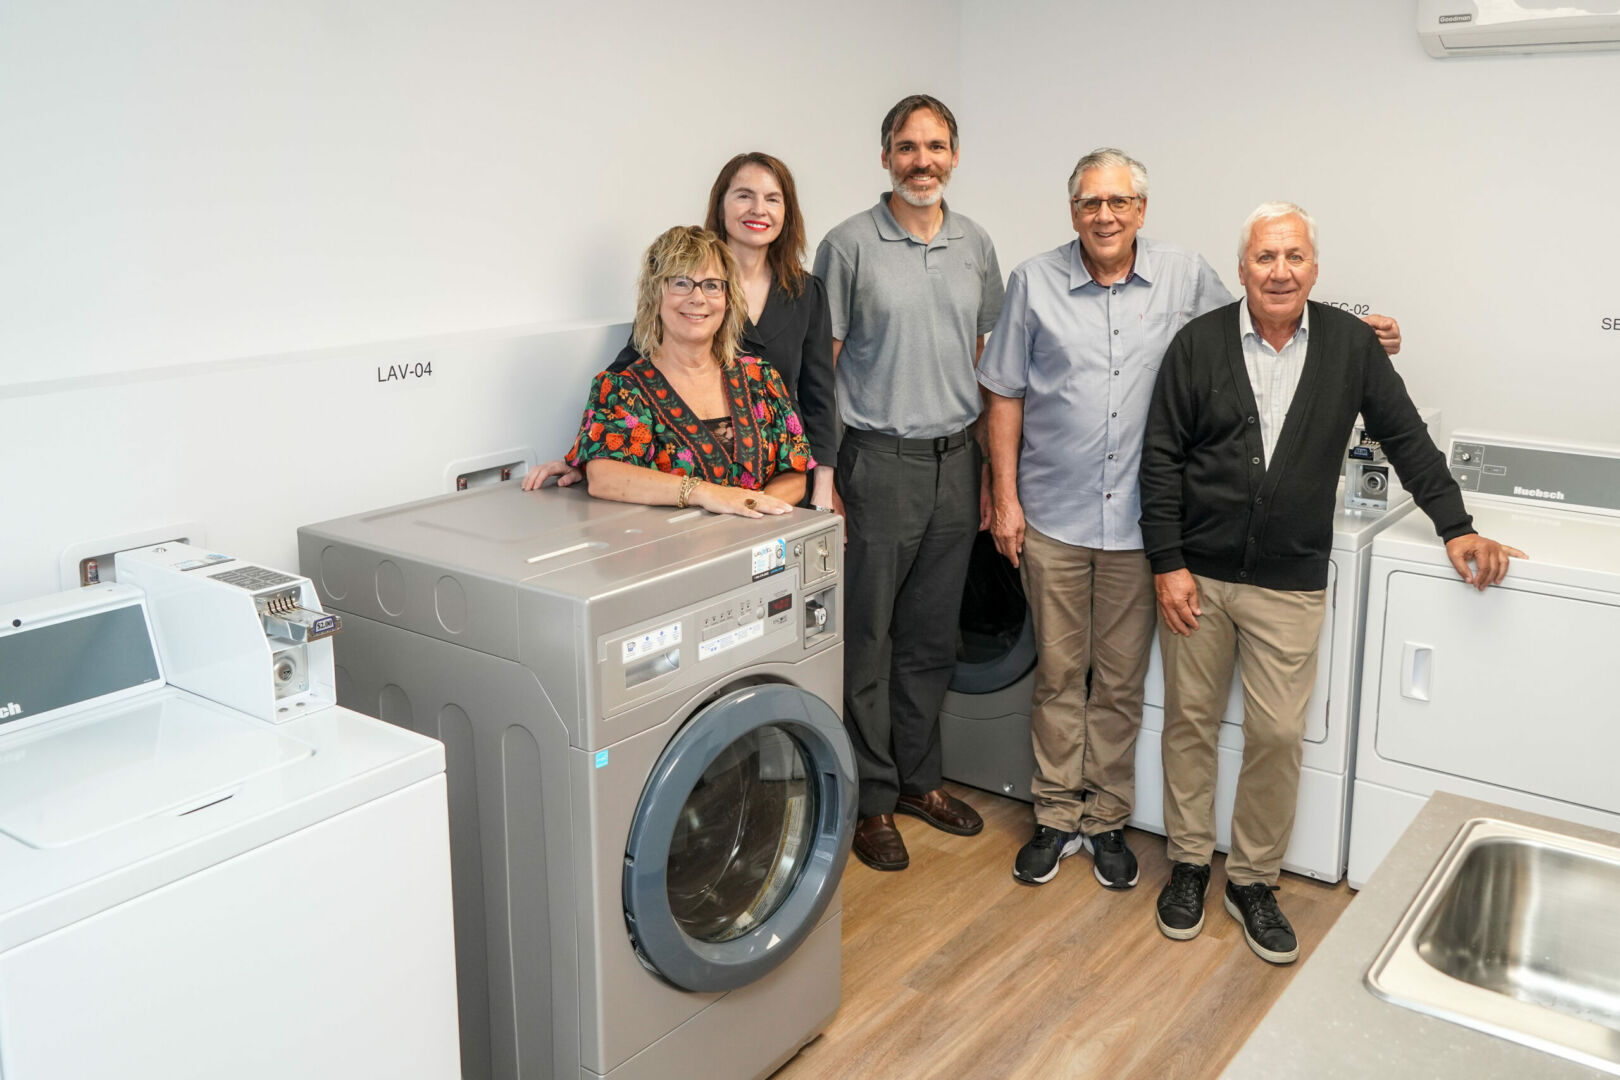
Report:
1222,792,1616,1079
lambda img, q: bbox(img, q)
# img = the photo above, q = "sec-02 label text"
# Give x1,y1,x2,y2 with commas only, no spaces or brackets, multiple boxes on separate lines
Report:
378,362,433,383
1320,299,1370,317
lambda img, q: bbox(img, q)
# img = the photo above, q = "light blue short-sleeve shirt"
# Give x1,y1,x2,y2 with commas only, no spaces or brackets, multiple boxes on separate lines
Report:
815,195,1004,440
977,236,1233,550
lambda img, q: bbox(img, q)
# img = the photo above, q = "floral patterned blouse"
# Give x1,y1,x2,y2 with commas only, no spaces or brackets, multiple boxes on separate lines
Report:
565,353,815,489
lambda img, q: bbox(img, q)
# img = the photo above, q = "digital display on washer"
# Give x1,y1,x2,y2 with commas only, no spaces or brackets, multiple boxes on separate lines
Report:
767,594,794,618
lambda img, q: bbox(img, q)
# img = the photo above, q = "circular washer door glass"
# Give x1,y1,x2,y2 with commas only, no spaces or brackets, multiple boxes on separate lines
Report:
664,723,818,943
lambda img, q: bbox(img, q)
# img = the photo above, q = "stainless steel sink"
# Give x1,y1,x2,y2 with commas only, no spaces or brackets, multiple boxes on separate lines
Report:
1367,817,1620,1074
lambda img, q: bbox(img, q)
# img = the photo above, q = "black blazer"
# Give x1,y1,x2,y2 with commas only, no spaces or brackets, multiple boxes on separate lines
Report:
614,274,840,469
740,274,839,469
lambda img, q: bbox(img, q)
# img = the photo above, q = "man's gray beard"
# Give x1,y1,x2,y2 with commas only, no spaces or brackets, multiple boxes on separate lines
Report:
891,174,948,208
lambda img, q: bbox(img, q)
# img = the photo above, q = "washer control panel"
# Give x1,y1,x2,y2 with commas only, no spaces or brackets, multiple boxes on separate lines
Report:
598,515,845,714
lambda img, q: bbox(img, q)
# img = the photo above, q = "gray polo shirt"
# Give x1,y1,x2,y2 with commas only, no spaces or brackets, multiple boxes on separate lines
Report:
977,236,1231,550
814,194,1004,440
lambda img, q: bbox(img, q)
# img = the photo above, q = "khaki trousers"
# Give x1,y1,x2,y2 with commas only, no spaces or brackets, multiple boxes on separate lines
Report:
1159,574,1327,885
1020,527,1156,835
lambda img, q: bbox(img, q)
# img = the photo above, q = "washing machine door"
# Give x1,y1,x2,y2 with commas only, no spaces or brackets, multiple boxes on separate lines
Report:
951,531,1036,694
622,682,856,992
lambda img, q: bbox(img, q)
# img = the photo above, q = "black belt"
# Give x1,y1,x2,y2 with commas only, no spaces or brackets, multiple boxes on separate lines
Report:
843,426,970,456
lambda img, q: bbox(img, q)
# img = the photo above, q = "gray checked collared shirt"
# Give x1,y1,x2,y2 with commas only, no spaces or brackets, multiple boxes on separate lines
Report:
977,236,1232,550
816,194,1004,439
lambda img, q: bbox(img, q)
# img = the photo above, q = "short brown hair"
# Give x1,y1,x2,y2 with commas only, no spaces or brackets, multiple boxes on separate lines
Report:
705,152,809,299
630,226,748,367
880,94,959,154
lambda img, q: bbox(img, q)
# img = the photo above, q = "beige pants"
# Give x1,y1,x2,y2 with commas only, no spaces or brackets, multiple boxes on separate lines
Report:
1020,527,1156,835
1159,574,1327,885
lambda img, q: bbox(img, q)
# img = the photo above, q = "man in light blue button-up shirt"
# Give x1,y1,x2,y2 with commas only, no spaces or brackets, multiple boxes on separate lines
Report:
979,148,1229,890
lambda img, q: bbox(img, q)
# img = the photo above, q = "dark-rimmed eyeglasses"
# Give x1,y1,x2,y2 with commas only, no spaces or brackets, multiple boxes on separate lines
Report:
1071,195,1140,215
666,276,727,298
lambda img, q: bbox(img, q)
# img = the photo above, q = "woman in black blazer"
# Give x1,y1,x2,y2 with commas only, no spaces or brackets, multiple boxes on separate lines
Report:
524,153,837,506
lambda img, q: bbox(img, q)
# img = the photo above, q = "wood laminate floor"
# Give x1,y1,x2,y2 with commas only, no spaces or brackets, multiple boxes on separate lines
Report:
774,783,1355,1080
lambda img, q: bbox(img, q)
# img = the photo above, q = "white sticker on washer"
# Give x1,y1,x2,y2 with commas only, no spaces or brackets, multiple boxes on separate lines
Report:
751,538,788,581
698,620,765,660
622,621,682,663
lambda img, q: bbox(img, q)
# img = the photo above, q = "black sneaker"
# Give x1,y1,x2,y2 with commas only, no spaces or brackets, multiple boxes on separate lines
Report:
1012,824,1085,885
1156,861,1212,940
1081,828,1140,890
1224,881,1300,964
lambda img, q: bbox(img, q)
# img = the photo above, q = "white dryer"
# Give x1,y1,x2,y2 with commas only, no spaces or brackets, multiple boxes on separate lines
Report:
0,578,458,1080
299,485,855,1080
1348,434,1620,887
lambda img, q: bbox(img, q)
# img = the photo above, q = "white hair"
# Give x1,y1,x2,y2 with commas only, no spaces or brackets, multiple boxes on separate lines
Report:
1239,201,1319,262
1067,148,1150,200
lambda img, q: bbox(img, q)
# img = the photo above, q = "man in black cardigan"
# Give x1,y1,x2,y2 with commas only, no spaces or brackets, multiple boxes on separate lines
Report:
1138,202,1522,964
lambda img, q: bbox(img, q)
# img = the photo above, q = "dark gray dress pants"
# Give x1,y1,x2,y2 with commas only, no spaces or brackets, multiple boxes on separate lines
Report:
837,427,979,818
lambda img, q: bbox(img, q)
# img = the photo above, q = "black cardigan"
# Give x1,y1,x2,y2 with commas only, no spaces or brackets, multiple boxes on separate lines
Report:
613,274,839,469
1139,301,1473,591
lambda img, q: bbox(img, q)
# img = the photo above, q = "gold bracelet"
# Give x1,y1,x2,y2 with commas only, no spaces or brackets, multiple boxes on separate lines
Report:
676,474,701,508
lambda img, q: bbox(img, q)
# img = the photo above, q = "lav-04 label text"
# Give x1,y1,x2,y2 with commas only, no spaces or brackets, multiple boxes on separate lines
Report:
377,362,433,382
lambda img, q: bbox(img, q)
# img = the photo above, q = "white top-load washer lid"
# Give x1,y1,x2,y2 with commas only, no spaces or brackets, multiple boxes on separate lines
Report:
0,692,313,848
1371,499,1620,592
0,693,444,952
0,581,446,952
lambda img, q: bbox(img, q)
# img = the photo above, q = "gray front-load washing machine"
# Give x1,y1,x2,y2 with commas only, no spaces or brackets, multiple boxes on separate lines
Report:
298,485,854,1080
938,532,1038,801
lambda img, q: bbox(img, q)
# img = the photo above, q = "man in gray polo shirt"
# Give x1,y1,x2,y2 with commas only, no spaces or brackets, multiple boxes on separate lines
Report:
978,148,1402,890
813,93,1005,872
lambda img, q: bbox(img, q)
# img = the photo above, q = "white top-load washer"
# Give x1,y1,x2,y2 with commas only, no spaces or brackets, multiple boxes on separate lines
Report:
0,552,459,1080
1130,484,1418,881
1348,434,1620,888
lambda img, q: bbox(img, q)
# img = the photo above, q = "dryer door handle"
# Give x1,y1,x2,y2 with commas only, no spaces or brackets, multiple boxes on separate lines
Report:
1400,642,1432,702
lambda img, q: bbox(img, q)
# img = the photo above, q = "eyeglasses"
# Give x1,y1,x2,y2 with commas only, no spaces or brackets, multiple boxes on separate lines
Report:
1071,195,1140,215
666,276,727,298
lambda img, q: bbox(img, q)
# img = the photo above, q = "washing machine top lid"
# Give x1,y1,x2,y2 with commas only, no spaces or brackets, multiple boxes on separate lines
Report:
0,691,312,849
1371,498,1620,590
303,482,832,598
0,688,443,951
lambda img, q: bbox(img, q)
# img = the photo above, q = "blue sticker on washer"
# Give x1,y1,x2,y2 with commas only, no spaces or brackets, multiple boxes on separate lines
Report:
595,750,609,769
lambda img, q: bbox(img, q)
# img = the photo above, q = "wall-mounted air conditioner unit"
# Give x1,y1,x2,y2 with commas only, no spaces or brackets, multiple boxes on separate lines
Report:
1419,0,1620,57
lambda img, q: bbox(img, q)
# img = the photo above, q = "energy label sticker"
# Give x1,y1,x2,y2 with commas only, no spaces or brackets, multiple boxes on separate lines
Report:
751,538,788,581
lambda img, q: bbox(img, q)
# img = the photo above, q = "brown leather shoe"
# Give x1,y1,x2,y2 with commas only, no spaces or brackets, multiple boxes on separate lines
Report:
851,814,909,871
894,787,984,836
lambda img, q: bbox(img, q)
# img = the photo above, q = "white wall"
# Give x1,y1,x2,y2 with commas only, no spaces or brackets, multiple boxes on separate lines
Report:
957,0,1620,447
0,0,960,601
5,0,1618,605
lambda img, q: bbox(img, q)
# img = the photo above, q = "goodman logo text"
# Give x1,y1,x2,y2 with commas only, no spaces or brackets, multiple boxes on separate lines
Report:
1514,485,1566,501
1438,13,1473,23
0,702,23,719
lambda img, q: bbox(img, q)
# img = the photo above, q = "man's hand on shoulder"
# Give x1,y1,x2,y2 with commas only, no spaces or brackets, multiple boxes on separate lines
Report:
1444,534,1526,591
1154,569,1202,636
1362,313,1401,356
